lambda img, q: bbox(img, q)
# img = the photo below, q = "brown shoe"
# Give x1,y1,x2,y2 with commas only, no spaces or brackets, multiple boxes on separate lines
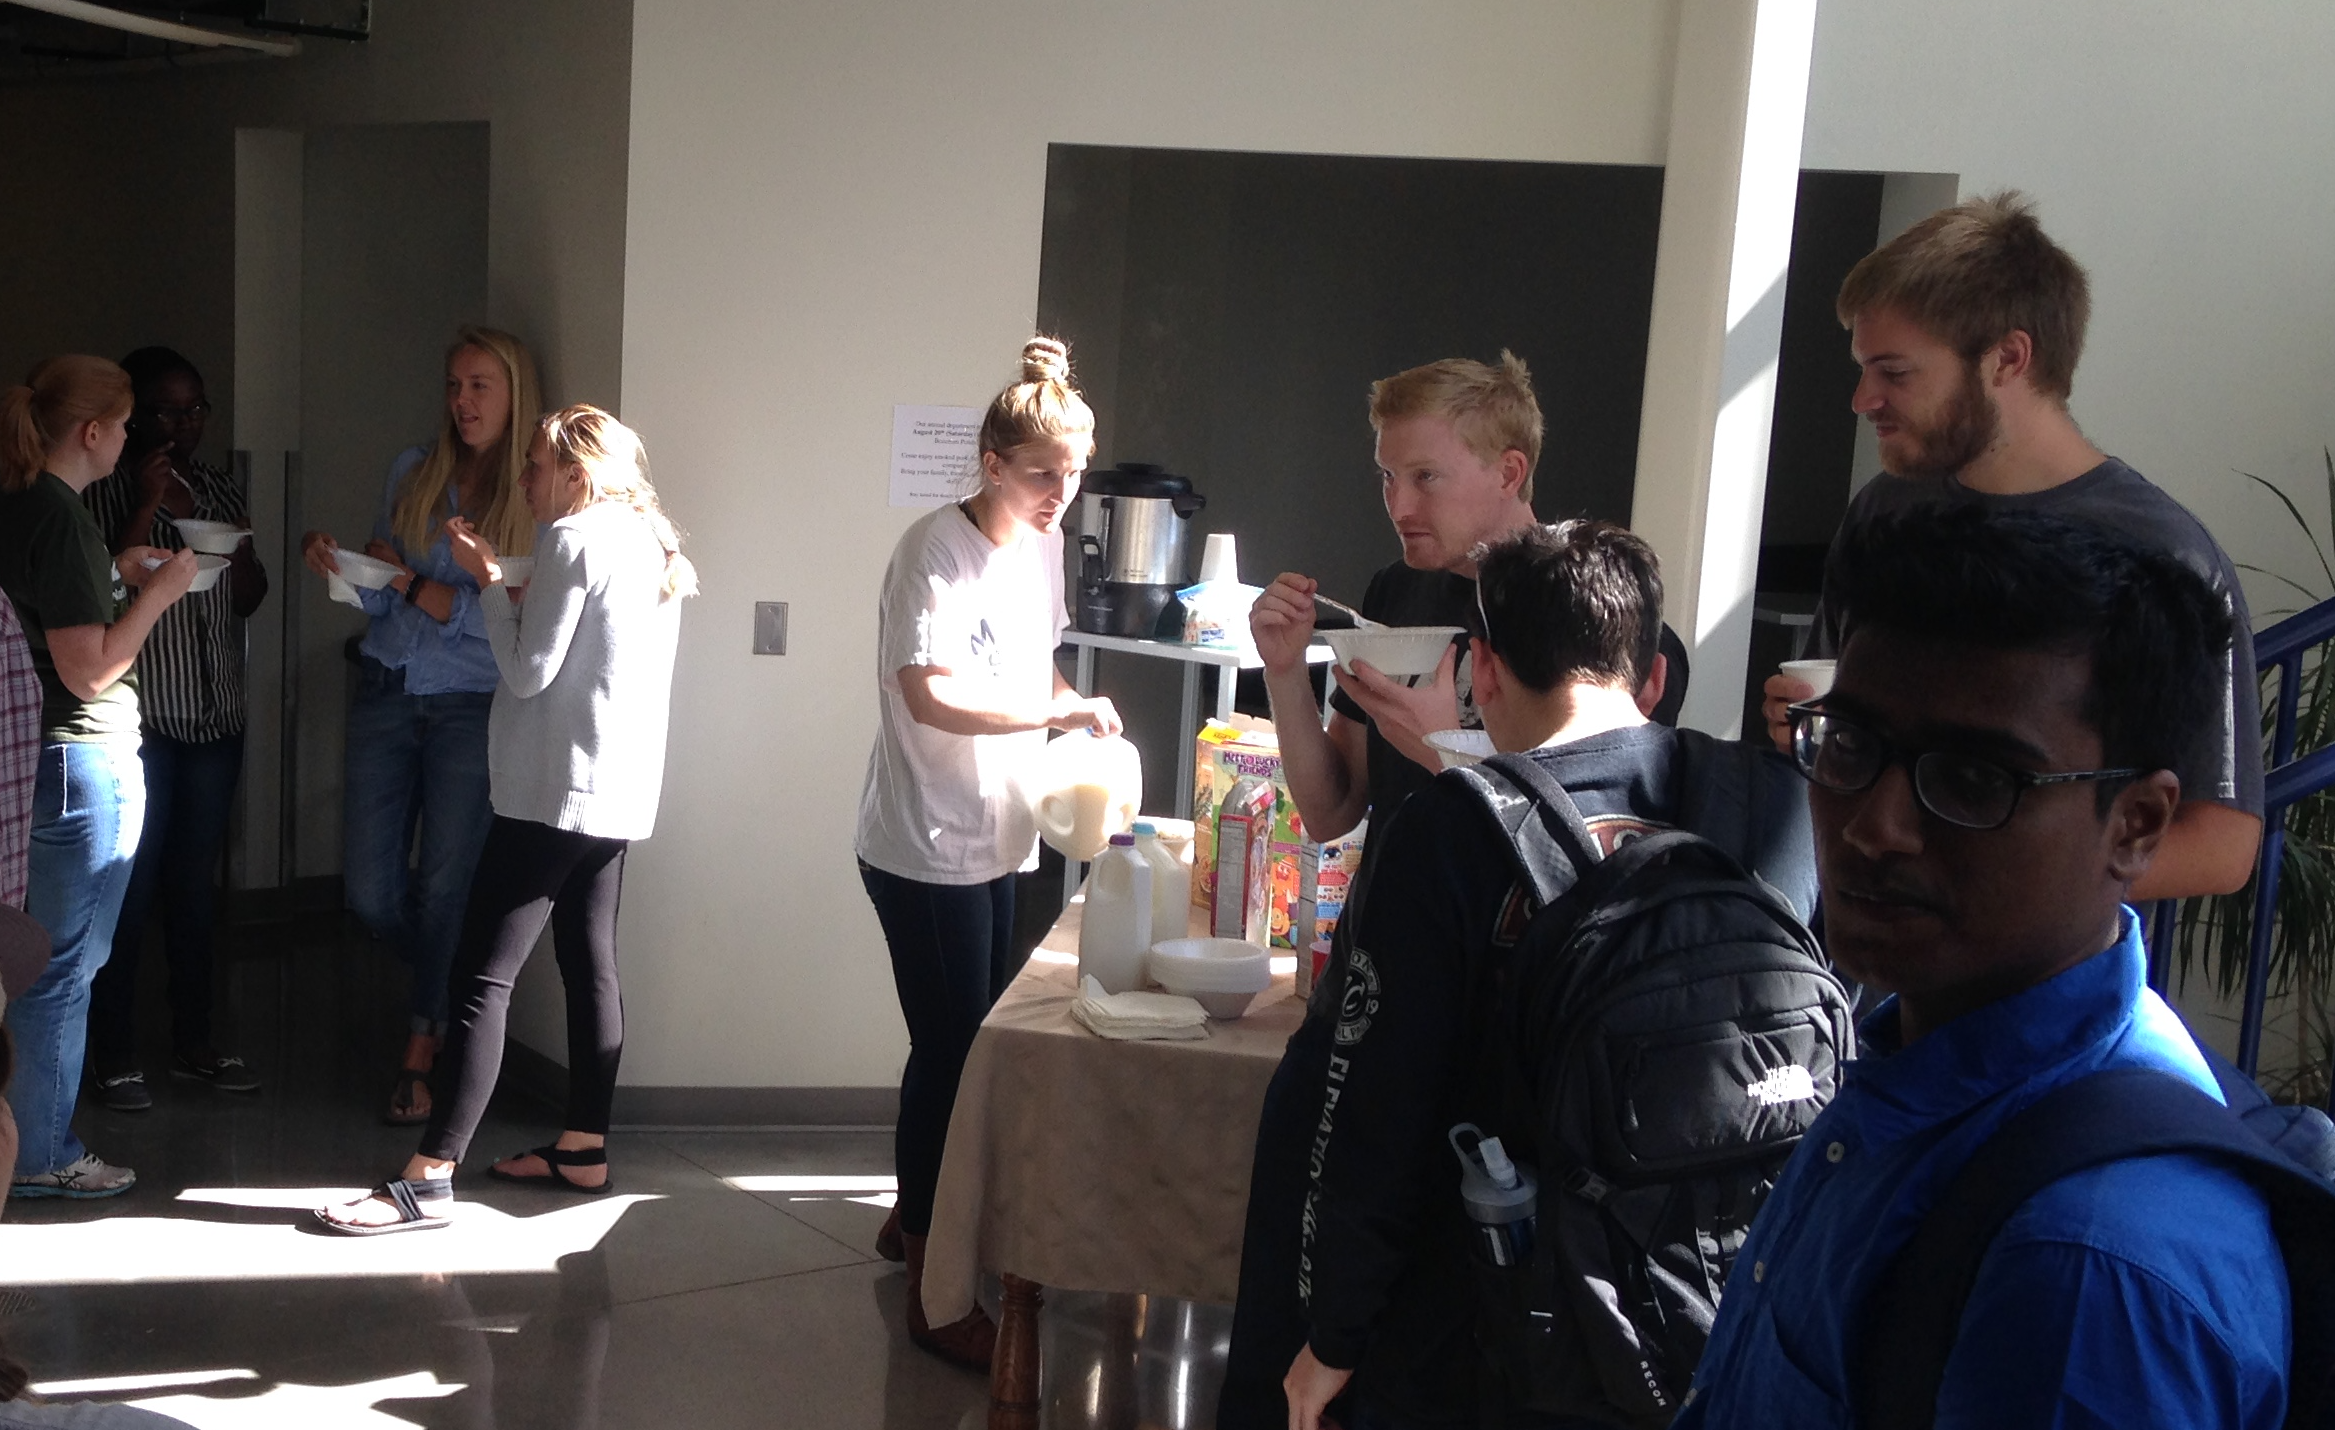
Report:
875,1205,906,1262
902,1231,996,1372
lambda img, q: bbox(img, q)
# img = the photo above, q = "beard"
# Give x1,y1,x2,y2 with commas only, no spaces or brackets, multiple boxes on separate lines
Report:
1891,361,1999,478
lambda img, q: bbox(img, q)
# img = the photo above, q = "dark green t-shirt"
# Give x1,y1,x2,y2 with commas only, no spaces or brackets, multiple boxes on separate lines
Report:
0,471,138,741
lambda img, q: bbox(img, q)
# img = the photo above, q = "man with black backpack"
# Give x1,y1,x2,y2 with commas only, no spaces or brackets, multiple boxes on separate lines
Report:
1281,521,1844,1429
1679,505,2314,1430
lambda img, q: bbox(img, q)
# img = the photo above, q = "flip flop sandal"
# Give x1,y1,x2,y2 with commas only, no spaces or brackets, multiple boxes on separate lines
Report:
485,1143,615,1196
315,1176,451,1236
383,1069,432,1127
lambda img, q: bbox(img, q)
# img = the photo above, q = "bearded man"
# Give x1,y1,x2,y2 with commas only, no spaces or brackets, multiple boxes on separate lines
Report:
1761,191,2262,900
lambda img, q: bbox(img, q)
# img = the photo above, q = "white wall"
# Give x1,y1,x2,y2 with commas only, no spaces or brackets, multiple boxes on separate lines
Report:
617,0,1685,1087
1802,0,2335,615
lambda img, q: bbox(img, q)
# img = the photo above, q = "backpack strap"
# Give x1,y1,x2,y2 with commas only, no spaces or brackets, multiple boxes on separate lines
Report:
1453,752,1605,907
1859,1065,2335,1430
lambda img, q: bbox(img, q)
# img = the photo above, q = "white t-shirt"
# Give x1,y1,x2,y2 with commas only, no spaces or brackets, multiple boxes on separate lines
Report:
855,503,1067,885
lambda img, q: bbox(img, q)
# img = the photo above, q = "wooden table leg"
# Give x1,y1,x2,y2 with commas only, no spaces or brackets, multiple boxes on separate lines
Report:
989,1275,1043,1430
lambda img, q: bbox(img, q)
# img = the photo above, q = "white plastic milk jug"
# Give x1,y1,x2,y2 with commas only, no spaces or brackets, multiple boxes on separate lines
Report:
1078,833,1154,995
1132,820,1191,942
1029,732,1143,861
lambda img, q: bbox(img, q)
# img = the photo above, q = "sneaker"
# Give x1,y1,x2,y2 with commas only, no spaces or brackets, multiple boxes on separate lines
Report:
171,1050,262,1094
92,1070,153,1112
11,1154,137,1200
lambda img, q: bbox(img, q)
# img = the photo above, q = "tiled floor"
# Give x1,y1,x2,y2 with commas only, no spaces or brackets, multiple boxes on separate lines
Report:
0,915,1231,1428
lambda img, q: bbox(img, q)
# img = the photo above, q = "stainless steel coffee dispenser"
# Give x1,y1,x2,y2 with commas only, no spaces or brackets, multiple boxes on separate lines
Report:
1074,463,1206,638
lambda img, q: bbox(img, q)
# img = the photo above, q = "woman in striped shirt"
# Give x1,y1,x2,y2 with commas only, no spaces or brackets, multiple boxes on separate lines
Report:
81,348,268,1109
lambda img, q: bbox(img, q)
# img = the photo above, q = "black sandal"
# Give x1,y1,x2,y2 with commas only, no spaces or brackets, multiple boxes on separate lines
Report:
315,1176,451,1236
485,1143,614,1196
383,1069,431,1127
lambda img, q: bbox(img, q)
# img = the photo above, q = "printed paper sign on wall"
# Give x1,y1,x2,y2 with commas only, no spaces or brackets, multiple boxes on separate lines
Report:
889,404,982,507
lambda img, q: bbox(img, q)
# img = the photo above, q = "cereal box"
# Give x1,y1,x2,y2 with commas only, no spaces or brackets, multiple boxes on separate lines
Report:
1295,820,1367,997
1211,775,1276,944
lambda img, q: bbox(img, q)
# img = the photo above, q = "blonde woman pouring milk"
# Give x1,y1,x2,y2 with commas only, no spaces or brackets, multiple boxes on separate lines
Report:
855,338,1121,1369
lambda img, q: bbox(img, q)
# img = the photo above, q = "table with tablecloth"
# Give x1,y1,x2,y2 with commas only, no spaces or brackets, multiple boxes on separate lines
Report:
923,891,1305,1425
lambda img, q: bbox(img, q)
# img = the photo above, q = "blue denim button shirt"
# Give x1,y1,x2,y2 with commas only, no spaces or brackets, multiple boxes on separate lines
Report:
1675,910,2289,1430
354,446,502,695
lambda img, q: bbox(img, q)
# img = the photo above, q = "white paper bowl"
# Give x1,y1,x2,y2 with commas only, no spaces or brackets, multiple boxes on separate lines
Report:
1779,658,1837,698
327,550,403,590
1425,728,1498,770
187,555,231,593
1149,937,1271,1018
171,519,252,555
1321,625,1467,678
497,556,535,587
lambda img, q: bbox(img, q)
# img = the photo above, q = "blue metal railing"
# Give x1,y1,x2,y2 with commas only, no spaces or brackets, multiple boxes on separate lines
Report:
2148,593,2335,1108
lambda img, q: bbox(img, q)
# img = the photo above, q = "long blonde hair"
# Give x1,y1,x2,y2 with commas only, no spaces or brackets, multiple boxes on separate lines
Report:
389,326,542,557
539,404,697,601
1,356,132,494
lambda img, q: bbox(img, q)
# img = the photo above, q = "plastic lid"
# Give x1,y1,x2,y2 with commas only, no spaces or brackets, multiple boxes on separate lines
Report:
1080,462,1194,499
1109,832,1136,846
1132,821,1157,836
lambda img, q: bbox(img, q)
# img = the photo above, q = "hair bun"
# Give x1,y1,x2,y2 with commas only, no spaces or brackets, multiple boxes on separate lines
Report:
1020,336,1070,385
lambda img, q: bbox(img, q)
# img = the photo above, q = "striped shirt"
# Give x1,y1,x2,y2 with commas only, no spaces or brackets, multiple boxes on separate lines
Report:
0,588,37,908
82,459,252,744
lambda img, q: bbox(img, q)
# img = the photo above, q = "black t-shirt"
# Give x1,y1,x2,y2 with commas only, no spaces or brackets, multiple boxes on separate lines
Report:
0,471,135,740
1325,559,1693,838
1813,459,2261,816
1296,724,1816,1422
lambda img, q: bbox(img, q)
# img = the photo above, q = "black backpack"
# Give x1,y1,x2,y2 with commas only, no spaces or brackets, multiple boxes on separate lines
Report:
1860,1055,2335,1430
1454,749,1857,1427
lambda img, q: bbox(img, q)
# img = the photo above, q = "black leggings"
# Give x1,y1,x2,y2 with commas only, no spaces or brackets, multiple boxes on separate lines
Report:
857,860,1016,1236
421,816,629,1163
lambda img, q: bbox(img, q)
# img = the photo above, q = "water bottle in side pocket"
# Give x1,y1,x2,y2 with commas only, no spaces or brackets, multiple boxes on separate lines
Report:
1450,1122,1538,1268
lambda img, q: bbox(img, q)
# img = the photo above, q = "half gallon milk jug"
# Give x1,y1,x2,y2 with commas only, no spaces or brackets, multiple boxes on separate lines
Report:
1131,820,1191,941
1079,833,1153,994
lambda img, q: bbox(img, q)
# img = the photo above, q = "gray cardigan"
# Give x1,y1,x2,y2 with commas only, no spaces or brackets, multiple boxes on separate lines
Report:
480,500,683,841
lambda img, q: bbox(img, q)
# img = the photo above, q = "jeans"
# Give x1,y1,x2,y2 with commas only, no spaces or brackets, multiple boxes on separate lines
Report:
7,740,143,1177
421,817,629,1163
858,861,1018,1236
88,731,244,1072
342,658,494,1032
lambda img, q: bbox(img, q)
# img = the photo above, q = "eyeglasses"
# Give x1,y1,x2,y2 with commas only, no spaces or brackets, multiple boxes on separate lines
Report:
146,402,212,423
1785,702,2142,831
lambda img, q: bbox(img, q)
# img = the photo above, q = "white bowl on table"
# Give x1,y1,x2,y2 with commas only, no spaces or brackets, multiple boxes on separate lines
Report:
1149,936,1272,1020
1425,728,1497,770
170,519,252,555
496,556,535,588
1320,625,1467,678
327,550,404,590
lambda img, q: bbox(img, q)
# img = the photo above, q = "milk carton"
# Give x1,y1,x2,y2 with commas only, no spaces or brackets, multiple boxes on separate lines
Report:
1211,775,1276,945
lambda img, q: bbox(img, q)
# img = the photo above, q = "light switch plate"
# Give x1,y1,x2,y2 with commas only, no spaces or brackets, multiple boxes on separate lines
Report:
753,601,789,655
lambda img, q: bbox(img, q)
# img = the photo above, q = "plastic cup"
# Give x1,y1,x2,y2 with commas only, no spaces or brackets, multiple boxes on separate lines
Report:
1199,532,1239,584
1780,659,1837,697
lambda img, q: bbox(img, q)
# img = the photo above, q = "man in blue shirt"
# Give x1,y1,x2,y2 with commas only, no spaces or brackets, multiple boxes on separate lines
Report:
1680,504,2289,1428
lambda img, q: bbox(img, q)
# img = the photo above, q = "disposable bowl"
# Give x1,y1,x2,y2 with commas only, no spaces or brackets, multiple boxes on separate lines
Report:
170,519,252,555
1321,625,1467,678
1425,728,1497,770
187,555,231,593
1149,937,1271,1019
328,550,404,590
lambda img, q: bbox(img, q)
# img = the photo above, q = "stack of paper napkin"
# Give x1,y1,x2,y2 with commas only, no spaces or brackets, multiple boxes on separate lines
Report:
1071,976,1210,1041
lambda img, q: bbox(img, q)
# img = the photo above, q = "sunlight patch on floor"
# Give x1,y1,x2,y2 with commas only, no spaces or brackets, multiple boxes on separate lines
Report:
0,1192,659,1287
129,1370,463,1430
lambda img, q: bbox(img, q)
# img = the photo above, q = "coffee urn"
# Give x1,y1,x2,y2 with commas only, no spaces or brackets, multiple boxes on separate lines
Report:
1074,463,1207,638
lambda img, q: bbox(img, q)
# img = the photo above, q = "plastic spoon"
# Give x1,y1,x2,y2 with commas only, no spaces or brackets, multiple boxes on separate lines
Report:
1314,594,1383,629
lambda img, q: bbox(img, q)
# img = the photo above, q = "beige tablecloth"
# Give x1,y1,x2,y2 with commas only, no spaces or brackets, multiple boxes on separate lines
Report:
921,895,1305,1324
